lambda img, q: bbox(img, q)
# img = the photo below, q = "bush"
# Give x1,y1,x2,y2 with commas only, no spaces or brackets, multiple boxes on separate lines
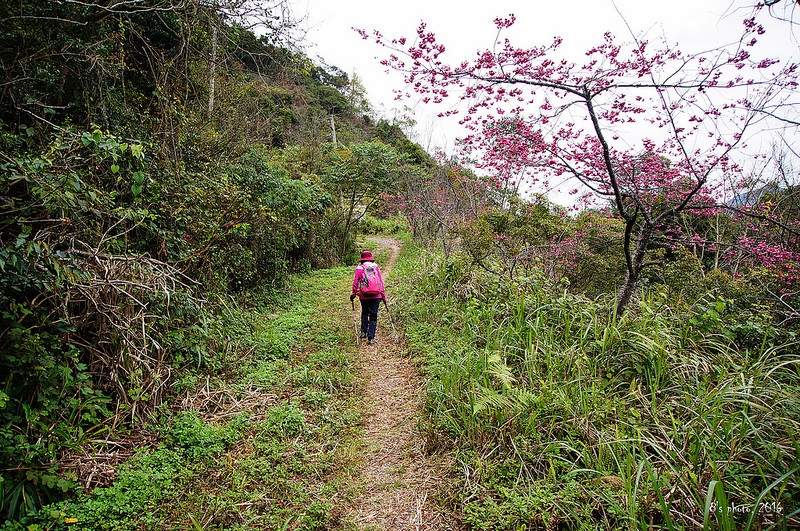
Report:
358,213,409,235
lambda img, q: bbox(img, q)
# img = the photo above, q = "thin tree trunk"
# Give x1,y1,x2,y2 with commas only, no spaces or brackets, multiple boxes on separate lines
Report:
714,215,721,269
616,223,652,316
616,269,639,317
340,188,357,257
208,24,217,115
332,116,345,210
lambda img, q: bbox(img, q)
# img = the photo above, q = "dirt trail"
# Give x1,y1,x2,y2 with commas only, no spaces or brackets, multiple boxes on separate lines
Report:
344,238,460,530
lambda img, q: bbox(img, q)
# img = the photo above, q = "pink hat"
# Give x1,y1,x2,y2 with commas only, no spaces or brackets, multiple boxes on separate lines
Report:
359,250,374,262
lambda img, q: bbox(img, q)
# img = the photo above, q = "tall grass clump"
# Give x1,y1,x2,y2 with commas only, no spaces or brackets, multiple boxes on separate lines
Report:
392,241,799,530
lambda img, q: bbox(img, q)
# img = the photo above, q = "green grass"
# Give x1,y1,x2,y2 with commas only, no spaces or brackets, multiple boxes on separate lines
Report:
3,266,364,531
7,236,797,530
391,240,800,530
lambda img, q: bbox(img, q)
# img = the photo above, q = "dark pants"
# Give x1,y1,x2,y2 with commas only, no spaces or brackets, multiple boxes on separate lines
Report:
359,298,381,339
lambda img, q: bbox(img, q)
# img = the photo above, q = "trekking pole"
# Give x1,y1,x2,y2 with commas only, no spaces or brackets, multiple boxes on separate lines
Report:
352,299,360,346
382,298,399,344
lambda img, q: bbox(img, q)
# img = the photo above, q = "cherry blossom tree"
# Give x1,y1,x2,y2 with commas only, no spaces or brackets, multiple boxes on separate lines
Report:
359,14,800,314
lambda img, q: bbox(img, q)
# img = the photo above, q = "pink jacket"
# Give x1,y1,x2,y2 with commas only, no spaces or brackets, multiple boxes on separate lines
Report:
351,261,385,300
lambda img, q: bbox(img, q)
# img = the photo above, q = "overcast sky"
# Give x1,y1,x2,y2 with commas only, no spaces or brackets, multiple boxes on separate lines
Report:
286,0,796,204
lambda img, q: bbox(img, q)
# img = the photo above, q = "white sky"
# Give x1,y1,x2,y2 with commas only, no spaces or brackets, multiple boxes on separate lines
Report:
288,0,794,151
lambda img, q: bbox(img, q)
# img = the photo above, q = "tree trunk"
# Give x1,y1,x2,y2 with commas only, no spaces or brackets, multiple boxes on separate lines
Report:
615,222,652,316
208,24,217,116
340,188,357,257
615,268,639,316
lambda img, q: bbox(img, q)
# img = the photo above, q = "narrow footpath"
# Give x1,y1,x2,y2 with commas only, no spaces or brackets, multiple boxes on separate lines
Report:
56,237,463,530
343,238,460,530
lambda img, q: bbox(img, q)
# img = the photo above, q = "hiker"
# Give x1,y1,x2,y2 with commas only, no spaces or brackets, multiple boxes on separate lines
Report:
350,250,386,345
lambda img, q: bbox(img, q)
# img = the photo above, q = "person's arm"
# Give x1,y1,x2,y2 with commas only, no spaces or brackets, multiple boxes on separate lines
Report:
377,266,387,302
351,267,362,300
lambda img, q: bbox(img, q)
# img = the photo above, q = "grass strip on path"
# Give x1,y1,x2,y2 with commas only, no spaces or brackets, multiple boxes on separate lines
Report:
341,236,462,531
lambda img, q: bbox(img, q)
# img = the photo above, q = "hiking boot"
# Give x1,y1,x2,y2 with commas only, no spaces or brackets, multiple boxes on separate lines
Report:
360,332,367,339
368,338,377,345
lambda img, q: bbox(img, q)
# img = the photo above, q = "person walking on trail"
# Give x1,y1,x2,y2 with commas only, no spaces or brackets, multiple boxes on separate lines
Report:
350,250,386,345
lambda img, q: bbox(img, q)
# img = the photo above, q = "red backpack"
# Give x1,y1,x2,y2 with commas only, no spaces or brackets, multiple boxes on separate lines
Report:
358,263,383,296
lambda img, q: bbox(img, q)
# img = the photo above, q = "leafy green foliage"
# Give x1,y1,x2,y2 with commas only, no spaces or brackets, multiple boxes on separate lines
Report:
0,0,429,525
227,147,332,270
0,126,161,519
4,413,239,531
455,196,564,280
563,210,626,297
358,213,410,235
324,141,405,256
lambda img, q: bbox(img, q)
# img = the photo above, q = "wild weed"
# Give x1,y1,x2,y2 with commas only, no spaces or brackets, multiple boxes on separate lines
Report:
393,243,800,529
